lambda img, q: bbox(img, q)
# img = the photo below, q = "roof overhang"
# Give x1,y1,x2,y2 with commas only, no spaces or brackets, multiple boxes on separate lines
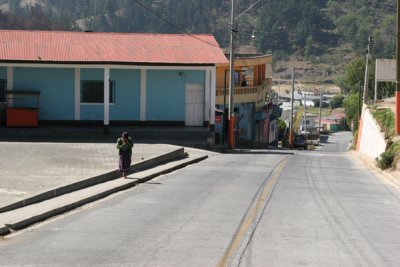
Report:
0,60,216,67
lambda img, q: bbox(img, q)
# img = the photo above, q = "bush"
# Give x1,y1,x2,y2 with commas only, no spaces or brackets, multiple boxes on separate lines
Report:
372,108,395,138
376,142,400,170
376,150,395,170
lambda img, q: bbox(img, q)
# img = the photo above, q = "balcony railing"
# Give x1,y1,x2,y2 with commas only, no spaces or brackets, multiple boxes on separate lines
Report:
215,85,268,106
216,86,259,96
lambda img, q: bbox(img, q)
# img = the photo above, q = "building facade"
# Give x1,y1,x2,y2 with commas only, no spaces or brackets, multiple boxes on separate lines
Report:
0,30,228,131
214,54,275,145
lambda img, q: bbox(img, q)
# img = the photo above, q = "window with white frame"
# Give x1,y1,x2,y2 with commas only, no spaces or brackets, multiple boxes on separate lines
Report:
81,80,115,104
0,80,6,102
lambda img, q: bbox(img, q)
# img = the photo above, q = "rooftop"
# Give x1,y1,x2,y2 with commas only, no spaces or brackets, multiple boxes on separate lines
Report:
0,30,228,65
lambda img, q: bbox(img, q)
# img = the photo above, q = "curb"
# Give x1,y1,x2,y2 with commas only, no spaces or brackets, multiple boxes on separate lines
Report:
1,155,208,235
0,148,186,213
227,149,295,155
0,225,10,236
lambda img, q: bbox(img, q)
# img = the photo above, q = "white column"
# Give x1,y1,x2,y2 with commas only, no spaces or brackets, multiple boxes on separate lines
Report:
210,66,216,125
204,68,211,122
140,69,147,121
74,68,80,121
7,67,13,107
104,67,110,133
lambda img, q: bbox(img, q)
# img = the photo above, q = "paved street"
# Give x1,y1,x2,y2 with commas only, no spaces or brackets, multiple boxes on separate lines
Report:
238,132,400,266
0,132,399,266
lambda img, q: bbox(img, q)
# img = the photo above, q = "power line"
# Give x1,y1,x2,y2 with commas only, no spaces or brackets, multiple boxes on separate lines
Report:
131,0,220,48
235,0,262,20
236,29,294,36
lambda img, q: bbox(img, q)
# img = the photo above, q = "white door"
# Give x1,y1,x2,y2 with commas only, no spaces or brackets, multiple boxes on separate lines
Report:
185,84,204,126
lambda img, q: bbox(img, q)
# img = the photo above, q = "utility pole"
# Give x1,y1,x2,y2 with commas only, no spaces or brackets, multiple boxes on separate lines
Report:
222,70,228,145
319,90,322,134
363,36,372,104
396,0,400,135
289,67,295,148
228,0,236,149
303,89,307,134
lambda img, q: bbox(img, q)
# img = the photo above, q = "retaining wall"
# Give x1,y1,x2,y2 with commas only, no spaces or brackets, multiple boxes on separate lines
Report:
357,107,387,159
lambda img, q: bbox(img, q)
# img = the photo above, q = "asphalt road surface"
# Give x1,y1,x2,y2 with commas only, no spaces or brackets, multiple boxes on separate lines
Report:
0,132,399,267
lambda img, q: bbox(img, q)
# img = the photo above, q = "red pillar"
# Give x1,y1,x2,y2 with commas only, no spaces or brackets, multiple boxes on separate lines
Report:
396,91,400,135
228,115,235,149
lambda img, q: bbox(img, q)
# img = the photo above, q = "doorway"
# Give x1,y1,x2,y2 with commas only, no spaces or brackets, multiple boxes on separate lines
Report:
185,84,204,126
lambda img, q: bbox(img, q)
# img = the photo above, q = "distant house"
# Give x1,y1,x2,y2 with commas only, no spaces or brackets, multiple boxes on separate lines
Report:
320,118,341,133
299,113,319,134
0,30,228,131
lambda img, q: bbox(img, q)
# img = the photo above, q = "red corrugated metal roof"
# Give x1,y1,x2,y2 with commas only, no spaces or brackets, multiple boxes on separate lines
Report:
0,30,228,65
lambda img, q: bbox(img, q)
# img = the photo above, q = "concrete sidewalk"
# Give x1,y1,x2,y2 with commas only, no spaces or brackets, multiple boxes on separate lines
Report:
0,141,212,209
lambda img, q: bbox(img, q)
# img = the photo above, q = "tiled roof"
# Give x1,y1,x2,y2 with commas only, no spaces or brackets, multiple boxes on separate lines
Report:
0,30,228,65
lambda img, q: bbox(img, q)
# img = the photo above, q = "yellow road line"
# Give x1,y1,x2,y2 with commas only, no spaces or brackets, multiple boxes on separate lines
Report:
217,157,289,267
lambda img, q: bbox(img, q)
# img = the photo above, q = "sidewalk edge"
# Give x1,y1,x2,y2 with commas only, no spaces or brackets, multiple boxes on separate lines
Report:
3,155,208,234
0,148,186,213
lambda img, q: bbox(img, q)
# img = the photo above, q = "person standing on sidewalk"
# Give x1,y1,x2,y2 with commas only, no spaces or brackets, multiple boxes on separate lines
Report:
116,132,134,178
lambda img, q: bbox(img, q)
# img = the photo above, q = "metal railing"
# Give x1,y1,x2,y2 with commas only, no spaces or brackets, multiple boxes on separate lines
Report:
216,86,260,96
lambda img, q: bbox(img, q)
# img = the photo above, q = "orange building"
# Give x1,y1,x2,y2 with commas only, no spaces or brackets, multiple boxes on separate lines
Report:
214,54,276,145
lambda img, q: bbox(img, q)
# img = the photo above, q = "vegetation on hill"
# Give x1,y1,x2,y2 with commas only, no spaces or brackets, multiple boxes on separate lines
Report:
0,1,396,55
0,0,397,85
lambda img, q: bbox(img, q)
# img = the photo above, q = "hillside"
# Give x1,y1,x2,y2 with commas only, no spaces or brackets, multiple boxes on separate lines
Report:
0,0,397,82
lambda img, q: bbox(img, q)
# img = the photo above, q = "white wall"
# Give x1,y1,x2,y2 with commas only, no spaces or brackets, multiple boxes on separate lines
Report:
359,108,387,159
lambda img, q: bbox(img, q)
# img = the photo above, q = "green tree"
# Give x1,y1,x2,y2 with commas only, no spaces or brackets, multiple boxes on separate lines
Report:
330,95,344,108
8,0,20,13
343,93,361,131
277,118,289,146
343,57,365,94
336,13,358,39
327,0,343,20
255,0,327,53
304,35,315,61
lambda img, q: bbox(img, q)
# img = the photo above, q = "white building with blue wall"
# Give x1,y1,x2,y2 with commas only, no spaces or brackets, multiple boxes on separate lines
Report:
0,30,228,132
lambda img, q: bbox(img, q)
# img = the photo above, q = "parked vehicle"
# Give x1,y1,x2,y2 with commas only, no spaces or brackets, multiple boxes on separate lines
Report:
294,135,307,149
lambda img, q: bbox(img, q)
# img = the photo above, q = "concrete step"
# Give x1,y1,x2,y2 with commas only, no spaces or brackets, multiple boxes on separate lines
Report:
0,154,208,236
0,148,187,213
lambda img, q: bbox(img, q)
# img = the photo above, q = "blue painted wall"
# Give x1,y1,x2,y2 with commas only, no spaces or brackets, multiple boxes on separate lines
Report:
10,67,205,122
80,69,141,121
182,70,205,84
110,69,140,121
146,70,204,121
13,67,74,120
0,67,6,79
